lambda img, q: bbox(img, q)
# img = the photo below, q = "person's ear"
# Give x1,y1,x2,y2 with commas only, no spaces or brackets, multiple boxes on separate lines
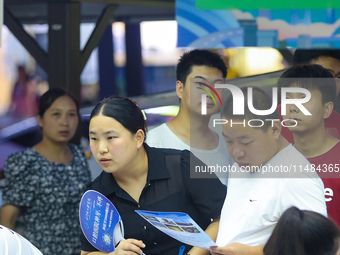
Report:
176,80,184,100
323,101,333,119
135,129,145,149
37,114,43,128
269,119,282,140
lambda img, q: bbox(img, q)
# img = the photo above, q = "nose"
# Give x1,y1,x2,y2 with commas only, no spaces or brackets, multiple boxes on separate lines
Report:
232,144,245,159
98,142,109,155
288,103,299,113
60,115,69,126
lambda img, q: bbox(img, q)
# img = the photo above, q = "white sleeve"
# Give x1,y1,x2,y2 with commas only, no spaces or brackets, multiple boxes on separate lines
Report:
278,177,327,217
0,225,43,255
145,126,162,147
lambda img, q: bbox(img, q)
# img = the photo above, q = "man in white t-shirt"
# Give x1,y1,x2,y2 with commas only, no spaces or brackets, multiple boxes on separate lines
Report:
146,50,233,184
211,87,326,255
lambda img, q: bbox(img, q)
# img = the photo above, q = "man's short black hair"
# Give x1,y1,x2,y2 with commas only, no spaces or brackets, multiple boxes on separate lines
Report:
176,49,227,85
293,49,340,66
278,65,336,104
221,86,279,132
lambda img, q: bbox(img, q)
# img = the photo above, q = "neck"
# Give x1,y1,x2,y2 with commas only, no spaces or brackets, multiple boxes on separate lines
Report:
170,107,212,137
293,126,337,158
36,136,69,156
275,135,289,155
113,145,148,185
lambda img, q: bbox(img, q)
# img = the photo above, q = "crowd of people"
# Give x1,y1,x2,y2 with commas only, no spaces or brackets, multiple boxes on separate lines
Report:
0,49,340,255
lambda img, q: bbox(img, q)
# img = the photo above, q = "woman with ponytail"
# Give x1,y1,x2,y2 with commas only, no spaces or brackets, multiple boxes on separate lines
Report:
264,206,340,255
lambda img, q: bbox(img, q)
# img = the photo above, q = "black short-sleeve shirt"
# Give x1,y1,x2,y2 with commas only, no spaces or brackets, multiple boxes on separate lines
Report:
80,144,226,255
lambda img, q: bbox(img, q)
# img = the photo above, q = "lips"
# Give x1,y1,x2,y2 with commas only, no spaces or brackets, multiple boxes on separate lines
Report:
285,118,301,125
100,158,112,165
59,130,69,136
237,162,249,168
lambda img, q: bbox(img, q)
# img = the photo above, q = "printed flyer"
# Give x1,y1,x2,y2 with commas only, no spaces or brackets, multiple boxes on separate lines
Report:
135,210,217,250
79,190,124,253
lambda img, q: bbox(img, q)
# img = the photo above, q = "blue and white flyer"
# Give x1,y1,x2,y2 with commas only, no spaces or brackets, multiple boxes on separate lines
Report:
135,210,216,250
79,190,124,253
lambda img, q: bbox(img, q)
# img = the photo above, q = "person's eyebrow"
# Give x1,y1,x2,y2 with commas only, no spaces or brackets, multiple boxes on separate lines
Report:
237,135,251,140
193,76,208,81
222,133,251,140
193,76,224,83
89,130,118,135
213,78,224,83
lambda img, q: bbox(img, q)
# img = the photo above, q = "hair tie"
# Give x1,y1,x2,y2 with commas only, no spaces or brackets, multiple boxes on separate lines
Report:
141,109,147,121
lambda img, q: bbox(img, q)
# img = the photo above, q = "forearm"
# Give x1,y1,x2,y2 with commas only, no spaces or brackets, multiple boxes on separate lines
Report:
188,217,220,255
210,243,265,255
249,245,265,255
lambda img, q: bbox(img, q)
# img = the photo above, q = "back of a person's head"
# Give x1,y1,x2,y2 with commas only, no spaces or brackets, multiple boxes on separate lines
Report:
220,86,279,132
278,65,336,104
264,206,340,255
293,50,340,66
176,49,227,84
